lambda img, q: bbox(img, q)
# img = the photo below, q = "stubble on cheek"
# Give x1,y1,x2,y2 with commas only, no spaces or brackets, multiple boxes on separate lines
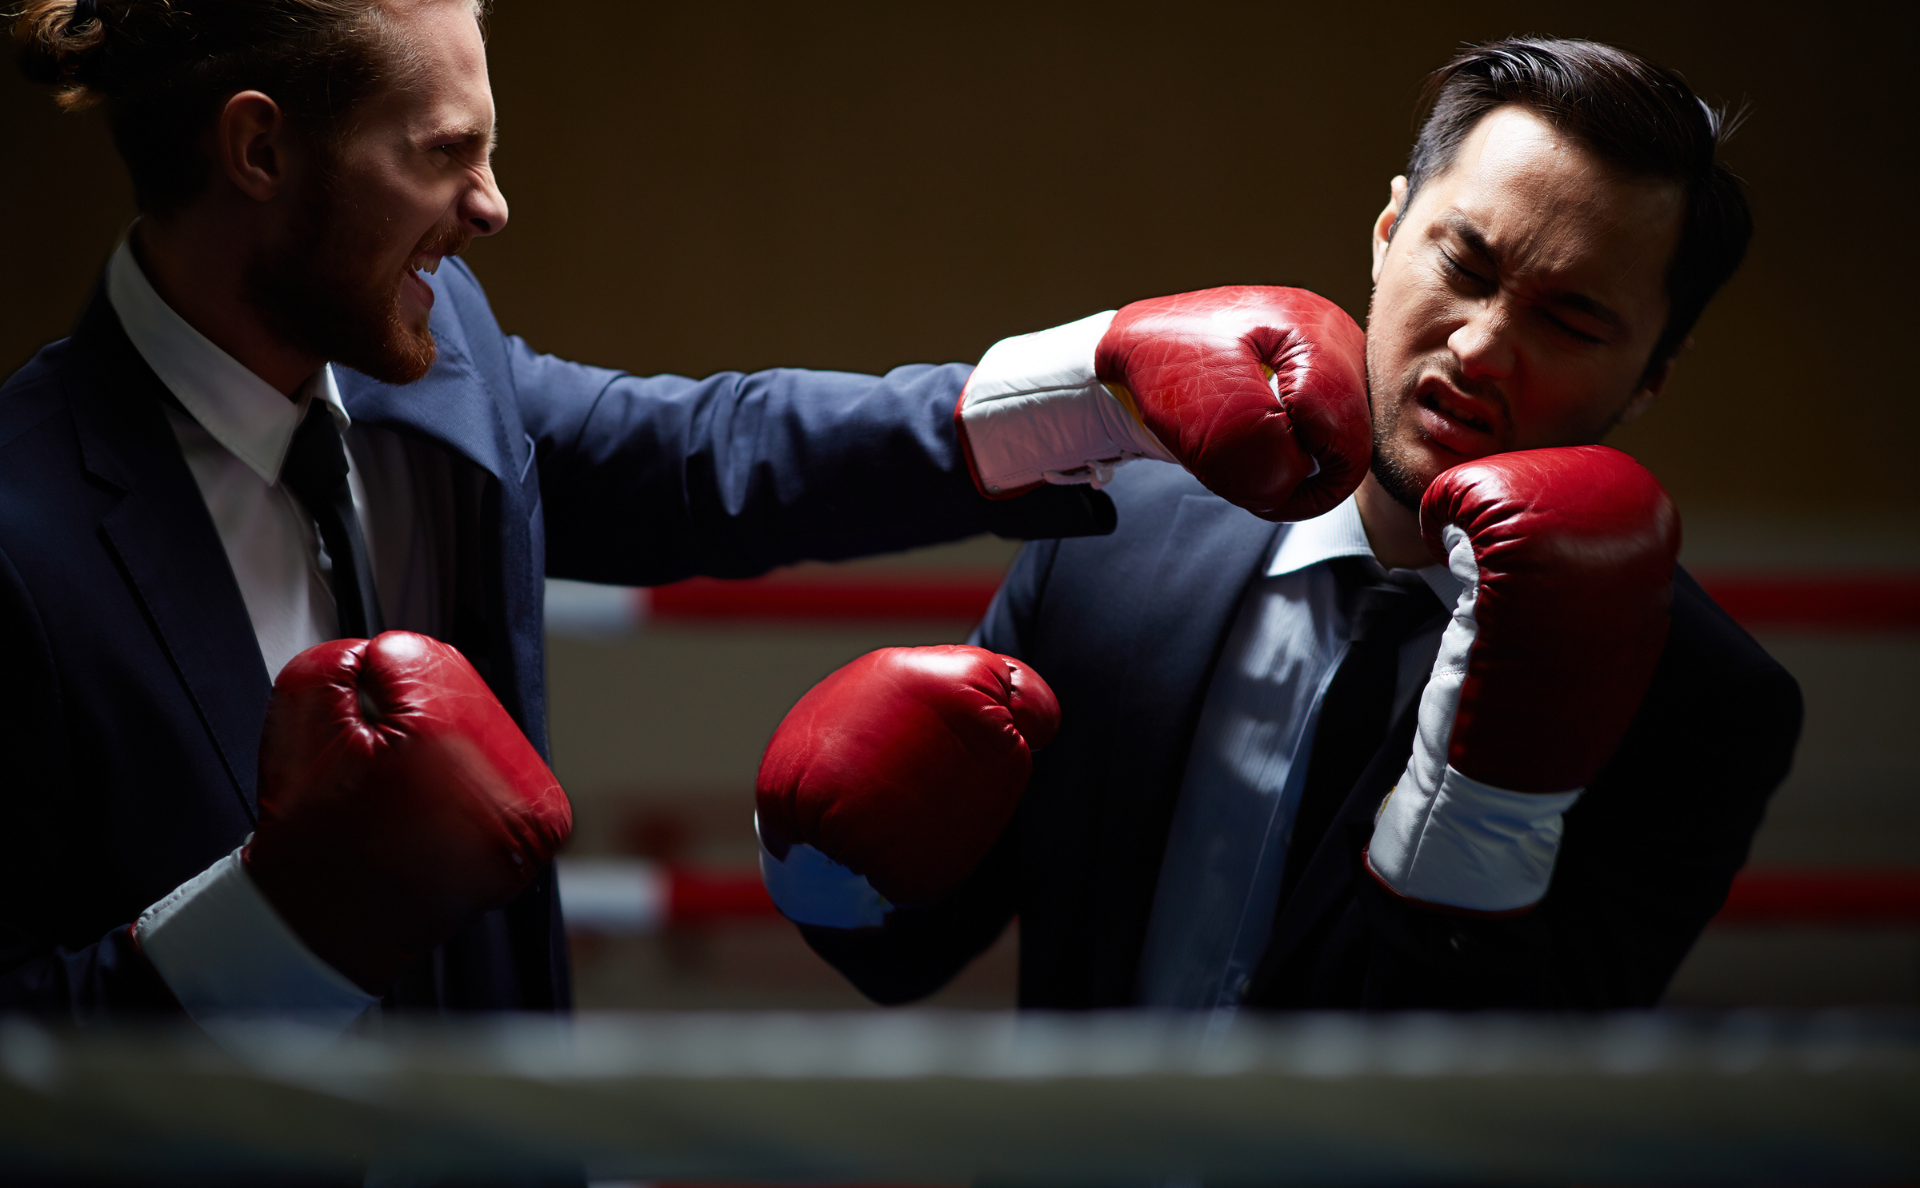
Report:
1362,313,1430,513
248,177,449,386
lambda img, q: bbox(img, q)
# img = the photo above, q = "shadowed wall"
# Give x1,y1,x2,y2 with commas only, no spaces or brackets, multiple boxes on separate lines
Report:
5,0,1912,517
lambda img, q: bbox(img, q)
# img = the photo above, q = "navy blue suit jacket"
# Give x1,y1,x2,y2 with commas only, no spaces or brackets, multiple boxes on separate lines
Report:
803,465,1804,1010
0,257,1112,1021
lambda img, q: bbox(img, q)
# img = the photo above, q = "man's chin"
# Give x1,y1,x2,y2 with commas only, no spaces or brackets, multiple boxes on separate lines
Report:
329,318,437,385
1369,434,1454,513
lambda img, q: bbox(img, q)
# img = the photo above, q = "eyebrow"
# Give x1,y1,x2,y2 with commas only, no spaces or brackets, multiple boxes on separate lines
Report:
1435,211,1628,334
425,122,499,151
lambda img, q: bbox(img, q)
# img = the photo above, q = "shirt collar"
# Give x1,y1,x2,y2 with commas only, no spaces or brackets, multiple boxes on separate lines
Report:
106,231,348,485
1266,492,1465,607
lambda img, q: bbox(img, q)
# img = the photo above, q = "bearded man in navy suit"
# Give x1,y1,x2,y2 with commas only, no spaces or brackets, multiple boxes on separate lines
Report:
5,0,1369,1026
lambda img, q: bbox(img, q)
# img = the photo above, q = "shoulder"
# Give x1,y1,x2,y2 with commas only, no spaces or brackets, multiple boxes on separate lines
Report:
1101,461,1217,524
1001,463,1278,654
1602,564,1805,793
1060,463,1245,557
427,256,512,376
1665,567,1801,707
436,256,498,325
1042,463,1280,588
0,341,74,457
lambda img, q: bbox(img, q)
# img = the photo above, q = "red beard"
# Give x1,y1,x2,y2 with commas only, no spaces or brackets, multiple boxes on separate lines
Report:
249,172,471,386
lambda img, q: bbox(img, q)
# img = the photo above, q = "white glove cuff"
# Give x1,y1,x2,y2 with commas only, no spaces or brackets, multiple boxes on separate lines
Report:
957,310,1176,493
1362,523,1578,914
1366,763,1581,914
135,843,377,1030
755,814,893,930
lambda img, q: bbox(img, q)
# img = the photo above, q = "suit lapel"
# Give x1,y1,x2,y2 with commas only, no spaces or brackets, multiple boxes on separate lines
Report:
1246,683,1425,1000
1090,490,1282,987
66,287,271,821
330,264,547,748
333,266,515,484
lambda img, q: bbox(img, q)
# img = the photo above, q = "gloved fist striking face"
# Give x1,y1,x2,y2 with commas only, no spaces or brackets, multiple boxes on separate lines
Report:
246,632,572,993
956,286,1370,522
1095,286,1370,521
756,645,1059,906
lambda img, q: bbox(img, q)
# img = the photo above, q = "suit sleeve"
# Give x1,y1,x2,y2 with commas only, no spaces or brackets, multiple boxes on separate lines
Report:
1349,651,1804,1010
0,546,182,1020
493,317,1112,585
786,540,1063,1004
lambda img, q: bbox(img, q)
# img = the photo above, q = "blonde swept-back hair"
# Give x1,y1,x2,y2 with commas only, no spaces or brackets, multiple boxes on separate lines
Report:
11,0,484,215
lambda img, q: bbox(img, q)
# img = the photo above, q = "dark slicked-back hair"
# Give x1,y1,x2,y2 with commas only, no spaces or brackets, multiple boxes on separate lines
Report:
1403,37,1752,378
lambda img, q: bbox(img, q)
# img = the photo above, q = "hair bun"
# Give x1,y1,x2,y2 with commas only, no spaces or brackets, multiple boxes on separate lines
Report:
13,0,111,109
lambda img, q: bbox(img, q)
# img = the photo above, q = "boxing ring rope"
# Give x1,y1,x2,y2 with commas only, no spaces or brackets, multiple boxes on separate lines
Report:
1,1011,1914,1184
547,567,1920,934
544,569,1920,634
556,859,1920,934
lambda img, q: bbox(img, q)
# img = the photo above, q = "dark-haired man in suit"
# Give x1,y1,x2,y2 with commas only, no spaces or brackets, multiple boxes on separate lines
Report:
770,38,1804,1011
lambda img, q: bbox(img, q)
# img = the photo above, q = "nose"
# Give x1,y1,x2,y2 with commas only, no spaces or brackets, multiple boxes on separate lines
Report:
1447,300,1517,382
461,166,510,238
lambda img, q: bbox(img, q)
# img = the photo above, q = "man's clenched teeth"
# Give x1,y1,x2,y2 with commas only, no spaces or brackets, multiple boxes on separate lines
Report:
1420,389,1491,433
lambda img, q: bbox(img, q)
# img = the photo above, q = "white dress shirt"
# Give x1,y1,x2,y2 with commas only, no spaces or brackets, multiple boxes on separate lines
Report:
104,237,453,679
756,496,1460,949
1134,496,1458,1008
104,235,454,1030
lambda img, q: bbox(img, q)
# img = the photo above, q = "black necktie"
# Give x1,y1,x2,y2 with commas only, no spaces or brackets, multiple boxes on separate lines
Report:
1277,558,1445,903
280,400,384,639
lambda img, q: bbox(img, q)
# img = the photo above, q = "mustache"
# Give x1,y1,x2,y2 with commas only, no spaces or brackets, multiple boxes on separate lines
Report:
416,222,474,263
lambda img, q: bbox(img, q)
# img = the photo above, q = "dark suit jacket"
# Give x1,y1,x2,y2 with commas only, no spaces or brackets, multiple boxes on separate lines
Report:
0,257,1112,1022
803,465,1804,1010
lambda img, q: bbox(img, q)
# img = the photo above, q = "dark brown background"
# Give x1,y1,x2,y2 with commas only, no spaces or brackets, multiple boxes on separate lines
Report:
4,0,1916,518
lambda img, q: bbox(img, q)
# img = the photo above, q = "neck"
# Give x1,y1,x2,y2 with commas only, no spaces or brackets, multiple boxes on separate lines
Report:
1355,472,1435,570
132,214,322,399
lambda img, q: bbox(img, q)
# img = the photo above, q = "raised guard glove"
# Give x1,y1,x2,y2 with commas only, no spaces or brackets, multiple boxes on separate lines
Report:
1366,446,1680,914
246,632,573,993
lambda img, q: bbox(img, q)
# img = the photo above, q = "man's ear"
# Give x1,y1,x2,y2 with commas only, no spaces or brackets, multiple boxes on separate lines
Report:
1371,175,1408,284
216,90,290,202
1618,335,1692,426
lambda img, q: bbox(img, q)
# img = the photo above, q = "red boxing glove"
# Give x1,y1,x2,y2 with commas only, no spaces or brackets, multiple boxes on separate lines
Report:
755,645,1059,906
956,286,1370,522
1367,446,1679,913
1096,286,1370,521
1423,445,1679,792
246,632,573,993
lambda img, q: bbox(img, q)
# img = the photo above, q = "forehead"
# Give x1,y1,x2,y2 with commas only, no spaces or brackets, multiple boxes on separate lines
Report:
1416,106,1683,303
371,0,494,135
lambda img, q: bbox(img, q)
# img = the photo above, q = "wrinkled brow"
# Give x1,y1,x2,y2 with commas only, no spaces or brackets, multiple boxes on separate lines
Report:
1435,211,1627,333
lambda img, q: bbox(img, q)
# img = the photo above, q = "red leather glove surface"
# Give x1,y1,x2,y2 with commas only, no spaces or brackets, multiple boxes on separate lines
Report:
1422,445,1681,793
755,645,1059,905
1096,285,1370,522
245,631,572,993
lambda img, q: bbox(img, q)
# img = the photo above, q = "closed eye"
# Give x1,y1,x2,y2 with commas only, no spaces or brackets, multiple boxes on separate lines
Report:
1543,310,1606,345
1439,249,1493,291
